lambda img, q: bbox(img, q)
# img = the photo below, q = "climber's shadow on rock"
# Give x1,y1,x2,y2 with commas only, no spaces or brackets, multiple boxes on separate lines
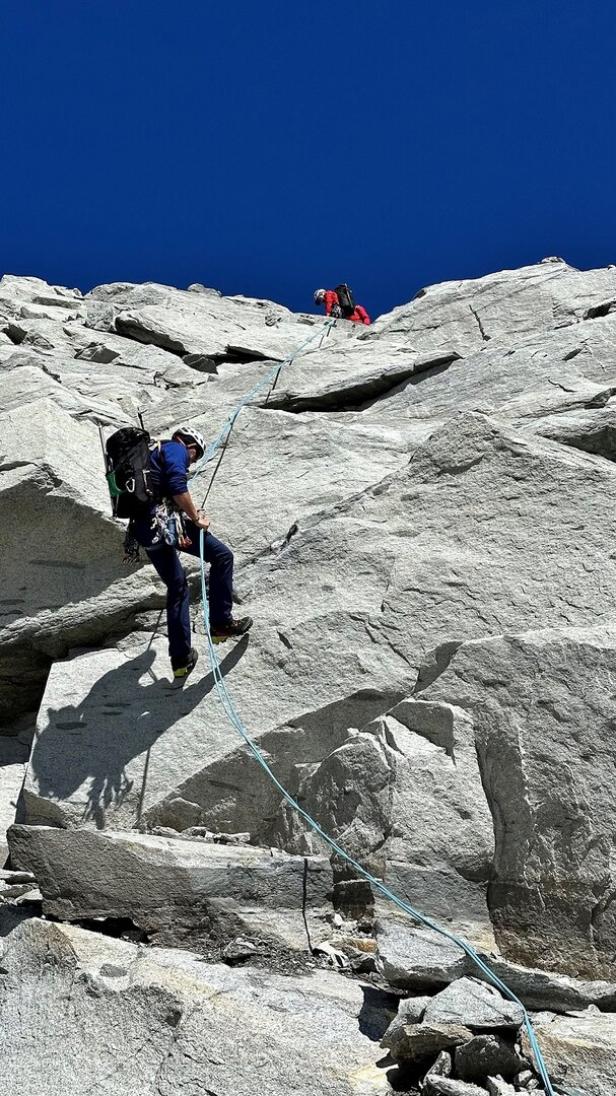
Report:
26,638,249,831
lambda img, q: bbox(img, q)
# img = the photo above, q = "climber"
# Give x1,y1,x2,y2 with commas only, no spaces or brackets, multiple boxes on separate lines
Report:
313,285,371,325
130,426,253,680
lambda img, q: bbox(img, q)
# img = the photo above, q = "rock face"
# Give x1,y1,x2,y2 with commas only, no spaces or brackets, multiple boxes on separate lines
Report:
268,697,494,936
419,627,616,980
364,260,616,354
8,825,333,952
0,918,392,1096
5,262,616,1094
0,400,161,717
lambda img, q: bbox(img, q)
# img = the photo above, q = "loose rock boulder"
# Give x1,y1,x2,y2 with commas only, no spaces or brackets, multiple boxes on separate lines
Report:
453,1034,527,1083
423,978,525,1031
8,825,333,953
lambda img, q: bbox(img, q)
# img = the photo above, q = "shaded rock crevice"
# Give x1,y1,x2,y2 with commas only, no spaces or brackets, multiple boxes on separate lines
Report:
264,352,461,413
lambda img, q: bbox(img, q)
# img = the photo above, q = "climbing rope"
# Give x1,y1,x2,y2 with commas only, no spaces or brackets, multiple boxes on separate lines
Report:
194,322,556,1096
195,319,336,504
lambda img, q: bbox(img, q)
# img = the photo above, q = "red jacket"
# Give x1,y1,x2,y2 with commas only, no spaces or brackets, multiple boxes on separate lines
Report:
350,304,371,325
323,291,371,325
323,290,340,316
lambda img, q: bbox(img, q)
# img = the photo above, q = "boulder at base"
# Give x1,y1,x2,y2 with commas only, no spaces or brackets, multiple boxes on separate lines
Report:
0,917,392,1096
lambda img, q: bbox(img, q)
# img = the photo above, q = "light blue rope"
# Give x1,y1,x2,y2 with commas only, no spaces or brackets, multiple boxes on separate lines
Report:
194,323,556,1096
192,320,336,476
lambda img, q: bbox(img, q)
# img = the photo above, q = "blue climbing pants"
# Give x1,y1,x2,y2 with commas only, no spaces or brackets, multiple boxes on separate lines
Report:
143,522,233,669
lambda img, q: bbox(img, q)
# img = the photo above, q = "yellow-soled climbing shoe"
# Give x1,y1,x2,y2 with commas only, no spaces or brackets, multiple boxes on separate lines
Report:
173,647,199,680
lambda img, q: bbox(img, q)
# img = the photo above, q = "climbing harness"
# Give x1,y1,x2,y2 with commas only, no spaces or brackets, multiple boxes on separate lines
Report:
190,316,555,1095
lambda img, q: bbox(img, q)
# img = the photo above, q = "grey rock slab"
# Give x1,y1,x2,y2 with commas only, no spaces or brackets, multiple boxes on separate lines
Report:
8,825,333,951
529,404,616,461
420,627,616,980
268,696,494,932
240,410,616,687
364,262,616,357
0,274,83,309
69,323,200,375
264,341,457,413
454,1034,528,1082
233,409,616,818
376,918,472,990
34,356,172,421
111,288,316,361
522,1009,616,1096
1,317,81,357
0,354,143,425
0,917,392,1096
17,300,84,322
22,628,408,832
0,361,120,420
368,311,616,423
424,978,525,1032
188,406,429,563
0,399,164,718
460,953,616,1014
89,280,289,317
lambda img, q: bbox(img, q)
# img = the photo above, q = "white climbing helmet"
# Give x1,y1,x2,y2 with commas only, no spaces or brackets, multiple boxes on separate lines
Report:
314,289,326,304
173,425,206,460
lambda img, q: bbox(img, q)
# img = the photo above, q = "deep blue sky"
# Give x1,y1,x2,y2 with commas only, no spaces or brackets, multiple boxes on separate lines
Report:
1,1,615,319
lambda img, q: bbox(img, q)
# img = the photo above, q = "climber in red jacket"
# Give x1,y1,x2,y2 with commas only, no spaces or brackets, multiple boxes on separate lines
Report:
314,286,371,325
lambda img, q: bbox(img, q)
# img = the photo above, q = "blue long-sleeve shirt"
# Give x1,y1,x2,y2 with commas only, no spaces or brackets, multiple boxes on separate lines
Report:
149,440,190,498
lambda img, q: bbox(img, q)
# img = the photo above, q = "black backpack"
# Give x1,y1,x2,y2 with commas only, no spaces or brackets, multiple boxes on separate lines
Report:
335,283,356,318
104,427,154,519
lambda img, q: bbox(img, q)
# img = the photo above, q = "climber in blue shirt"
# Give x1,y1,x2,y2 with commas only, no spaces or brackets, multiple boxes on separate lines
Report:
131,425,252,680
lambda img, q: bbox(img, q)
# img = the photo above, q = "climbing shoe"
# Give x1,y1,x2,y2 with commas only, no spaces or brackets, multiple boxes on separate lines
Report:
210,616,253,644
173,647,199,680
